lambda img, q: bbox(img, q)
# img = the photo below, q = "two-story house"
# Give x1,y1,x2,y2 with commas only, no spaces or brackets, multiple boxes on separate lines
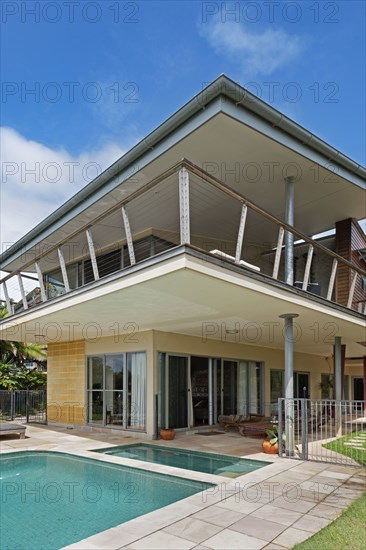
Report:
1,75,365,439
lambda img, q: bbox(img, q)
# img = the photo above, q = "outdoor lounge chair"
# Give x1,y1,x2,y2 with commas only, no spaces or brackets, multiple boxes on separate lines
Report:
0,422,26,439
238,421,272,437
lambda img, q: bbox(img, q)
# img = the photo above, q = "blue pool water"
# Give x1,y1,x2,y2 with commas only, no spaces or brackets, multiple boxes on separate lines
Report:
0,451,214,550
96,444,269,477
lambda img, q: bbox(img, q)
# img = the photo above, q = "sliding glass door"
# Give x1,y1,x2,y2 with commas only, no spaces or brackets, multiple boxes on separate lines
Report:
168,355,189,429
87,352,146,430
222,360,263,416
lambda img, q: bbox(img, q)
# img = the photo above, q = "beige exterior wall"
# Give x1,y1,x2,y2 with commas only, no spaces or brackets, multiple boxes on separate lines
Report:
47,340,86,425
47,330,364,436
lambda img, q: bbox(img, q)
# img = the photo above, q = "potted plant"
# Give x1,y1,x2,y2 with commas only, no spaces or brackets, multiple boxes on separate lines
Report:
159,427,176,440
262,425,285,454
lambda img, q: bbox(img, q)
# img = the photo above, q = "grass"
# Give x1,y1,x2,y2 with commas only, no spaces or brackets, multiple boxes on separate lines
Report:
323,431,366,467
293,491,366,549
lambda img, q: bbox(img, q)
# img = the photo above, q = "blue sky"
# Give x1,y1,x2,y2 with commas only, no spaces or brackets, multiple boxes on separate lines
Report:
1,0,365,246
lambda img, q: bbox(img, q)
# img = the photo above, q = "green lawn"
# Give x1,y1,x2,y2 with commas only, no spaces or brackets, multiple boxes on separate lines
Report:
323,431,366,467
294,492,366,549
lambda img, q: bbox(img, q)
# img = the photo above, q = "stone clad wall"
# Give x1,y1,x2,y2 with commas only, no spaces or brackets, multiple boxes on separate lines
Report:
47,340,86,425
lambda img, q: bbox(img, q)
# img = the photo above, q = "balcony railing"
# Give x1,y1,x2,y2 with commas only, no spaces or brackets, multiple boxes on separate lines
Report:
1,159,365,317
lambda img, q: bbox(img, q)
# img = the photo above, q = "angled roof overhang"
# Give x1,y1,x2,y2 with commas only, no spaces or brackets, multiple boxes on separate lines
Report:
1,75,365,272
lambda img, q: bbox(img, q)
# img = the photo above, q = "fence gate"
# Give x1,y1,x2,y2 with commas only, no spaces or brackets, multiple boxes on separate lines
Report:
278,398,365,466
0,390,47,424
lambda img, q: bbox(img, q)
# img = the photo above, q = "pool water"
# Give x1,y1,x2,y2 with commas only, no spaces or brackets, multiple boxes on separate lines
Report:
0,451,214,550
95,444,269,477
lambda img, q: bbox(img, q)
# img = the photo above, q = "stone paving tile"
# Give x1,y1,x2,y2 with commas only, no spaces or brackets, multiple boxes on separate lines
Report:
322,494,360,508
218,496,264,514
203,528,268,549
272,527,313,548
307,502,343,520
251,504,302,526
292,514,330,533
164,517,222,543
229,515,287,541
271,496,317,514
263,544,287,550
127,531,196,549
191,505,246,528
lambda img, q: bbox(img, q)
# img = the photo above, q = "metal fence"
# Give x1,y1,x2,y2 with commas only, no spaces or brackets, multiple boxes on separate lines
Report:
0,390,47,424
278,398,366,466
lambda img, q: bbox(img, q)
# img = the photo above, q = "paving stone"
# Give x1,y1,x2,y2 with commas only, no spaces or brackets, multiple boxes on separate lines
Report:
292,514,330,533
203,528,268,549
230,515,286,541
164,517,221,543
251,504,302,526
272,527,313,547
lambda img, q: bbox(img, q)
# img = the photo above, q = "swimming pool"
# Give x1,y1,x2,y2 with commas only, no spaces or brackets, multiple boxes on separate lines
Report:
0,451,214,550
95,444,269,477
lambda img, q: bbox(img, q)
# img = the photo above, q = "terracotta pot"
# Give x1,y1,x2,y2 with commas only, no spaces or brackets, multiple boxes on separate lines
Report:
262,439,279,454
160,428,176,441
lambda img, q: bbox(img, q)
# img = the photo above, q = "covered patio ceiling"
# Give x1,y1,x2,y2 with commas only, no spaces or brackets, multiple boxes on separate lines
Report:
3,105,365,273
1,252,364,360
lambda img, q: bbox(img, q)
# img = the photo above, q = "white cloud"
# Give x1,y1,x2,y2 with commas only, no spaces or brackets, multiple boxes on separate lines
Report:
200,19,304,75
0,127,126,247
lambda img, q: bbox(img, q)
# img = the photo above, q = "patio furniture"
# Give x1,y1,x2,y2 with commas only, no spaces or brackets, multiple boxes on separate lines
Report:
0,422,26,439
238,421,272,438
218,413,265,432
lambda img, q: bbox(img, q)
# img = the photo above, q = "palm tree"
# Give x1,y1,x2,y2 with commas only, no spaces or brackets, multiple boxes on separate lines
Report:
0,305,47,389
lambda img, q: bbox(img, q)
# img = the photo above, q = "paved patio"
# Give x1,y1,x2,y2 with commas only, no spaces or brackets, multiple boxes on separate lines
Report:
1,424,365,549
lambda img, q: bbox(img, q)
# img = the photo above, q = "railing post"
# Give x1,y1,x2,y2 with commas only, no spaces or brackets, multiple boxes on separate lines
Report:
2,281,13,315
179,167,190,244
347,271,357,309
301,398,308,460
327,259,338,301
302,245,314,291
278,398,283,457
26,389,30,423
35,262,47,302
121,206,136,265
10,391,14,421
17,274,28,310
57,248,70,292
235,204,247,263
273,227,284,279
86,229,100,280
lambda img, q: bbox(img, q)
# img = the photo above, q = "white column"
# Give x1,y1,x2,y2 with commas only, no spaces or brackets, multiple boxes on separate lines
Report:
280,313,299,456
35,262,47,302
179,167,190,244
57,248,70,292
17,274,28,310
235,204,248,263
121,206,136,265
86,229,100,280
2,281,13,314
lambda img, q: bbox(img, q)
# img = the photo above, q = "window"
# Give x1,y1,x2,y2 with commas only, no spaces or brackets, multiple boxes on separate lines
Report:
87,352,146,430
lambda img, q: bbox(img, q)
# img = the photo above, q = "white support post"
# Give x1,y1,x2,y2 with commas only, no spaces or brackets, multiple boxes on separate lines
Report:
179,167,190,244
280,313,299,457
235,204,248,263
327,259,338,301
57,248,70,292
2,281,13,315
121,206,136,265
302,245,314,291
272,226,284,279
35,262,47,302
86,229,100,280
17,274,28,310
284,177,295,286
347,271,357,309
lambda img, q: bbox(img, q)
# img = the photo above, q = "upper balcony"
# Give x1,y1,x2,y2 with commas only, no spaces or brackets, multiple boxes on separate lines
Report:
1,159,365,326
